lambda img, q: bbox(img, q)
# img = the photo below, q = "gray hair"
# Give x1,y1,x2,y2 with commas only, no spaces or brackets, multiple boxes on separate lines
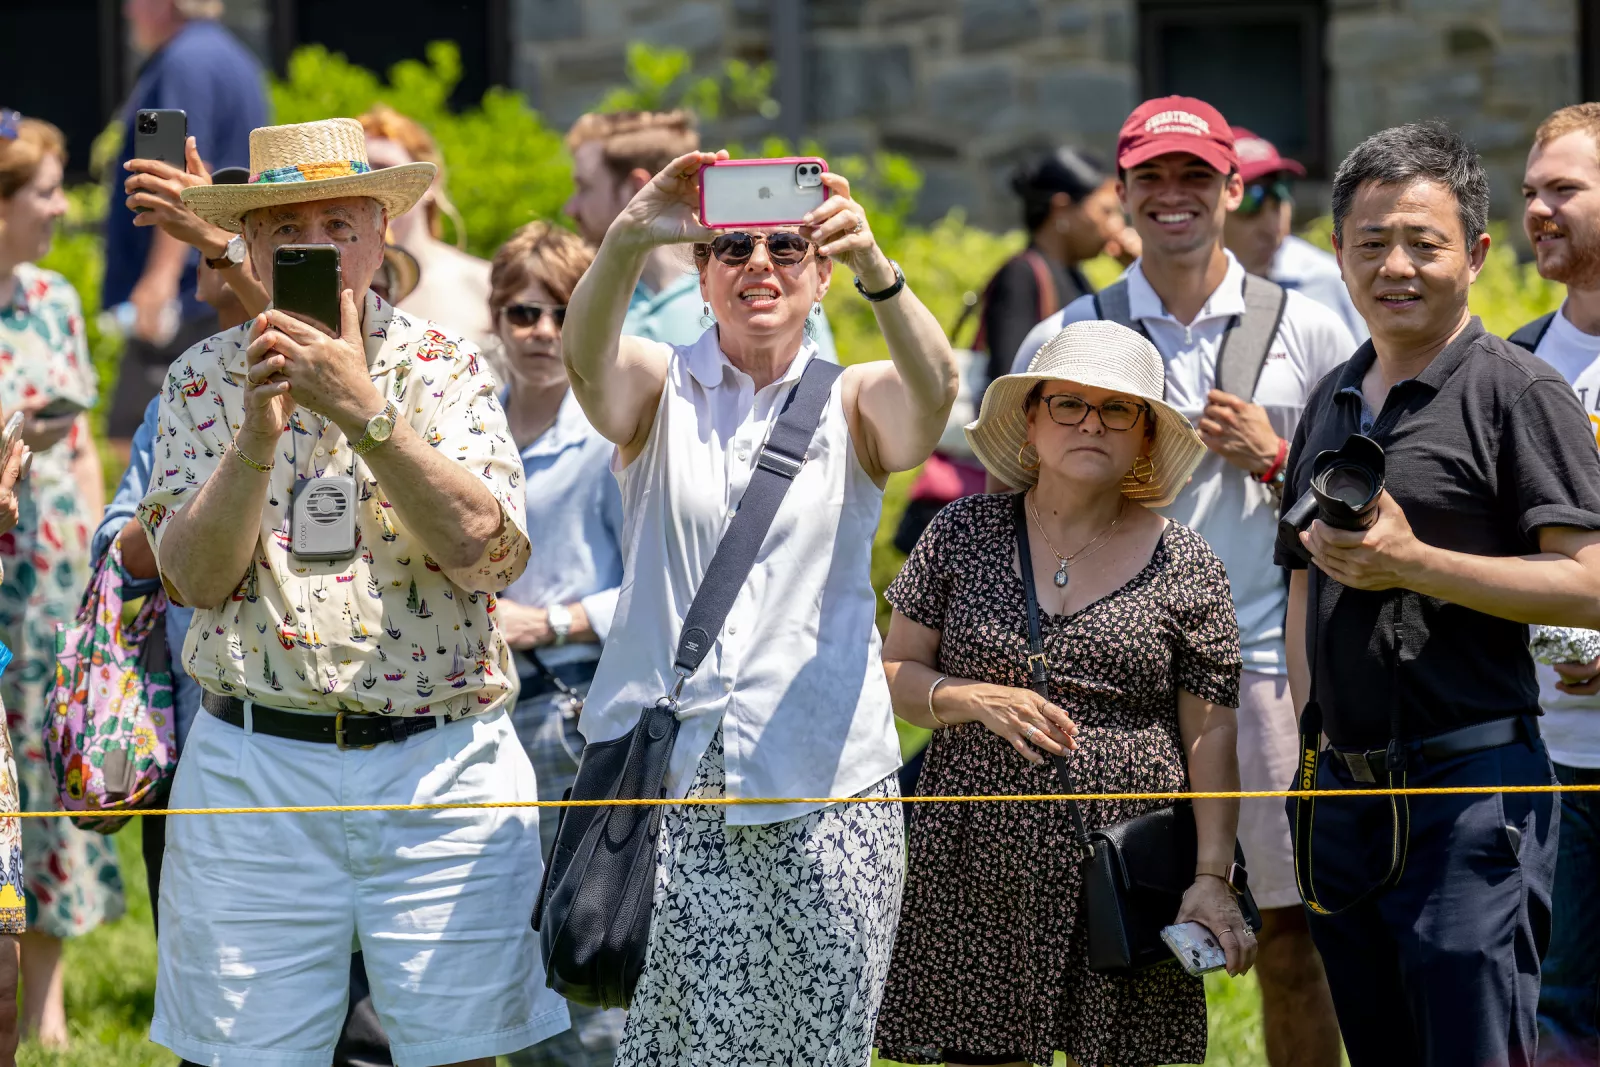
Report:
1330,121,1489,245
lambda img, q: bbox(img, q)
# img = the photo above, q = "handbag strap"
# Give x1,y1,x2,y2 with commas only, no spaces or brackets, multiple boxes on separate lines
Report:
1012,493,1092,851
670,357,845,686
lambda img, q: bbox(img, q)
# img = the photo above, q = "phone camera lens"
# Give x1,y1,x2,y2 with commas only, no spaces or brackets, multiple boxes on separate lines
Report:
137,116,157,134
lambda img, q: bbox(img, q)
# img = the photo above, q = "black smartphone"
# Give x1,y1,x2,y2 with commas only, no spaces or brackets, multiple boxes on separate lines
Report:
133,109,187,166
273,244,343,335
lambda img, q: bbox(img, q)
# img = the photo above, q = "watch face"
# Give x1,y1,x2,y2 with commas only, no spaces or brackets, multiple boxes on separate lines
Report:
225,235,246,265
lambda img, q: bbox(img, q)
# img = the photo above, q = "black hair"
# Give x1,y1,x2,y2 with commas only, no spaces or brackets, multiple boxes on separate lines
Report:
1330,121,1488,245
1012,147,1109,232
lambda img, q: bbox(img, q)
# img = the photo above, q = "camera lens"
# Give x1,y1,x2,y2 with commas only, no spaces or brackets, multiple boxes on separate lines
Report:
137,116,156,134
1320,465,1376,508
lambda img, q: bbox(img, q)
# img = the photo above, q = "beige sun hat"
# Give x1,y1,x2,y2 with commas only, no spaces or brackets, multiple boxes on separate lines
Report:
181,118,436,233
965,319,1206,508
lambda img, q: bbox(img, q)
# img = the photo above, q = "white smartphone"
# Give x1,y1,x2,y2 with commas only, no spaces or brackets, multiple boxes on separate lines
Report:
1161,921,1228,976
699,157,830,229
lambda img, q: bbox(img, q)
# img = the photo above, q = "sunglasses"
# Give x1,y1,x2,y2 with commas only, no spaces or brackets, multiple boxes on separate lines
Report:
1040,393,1148,432
1237,180,1294,218
706,231,812,266
0,109,19,142
503,302,566,328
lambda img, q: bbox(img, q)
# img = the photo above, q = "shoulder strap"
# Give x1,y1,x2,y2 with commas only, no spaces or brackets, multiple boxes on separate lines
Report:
1509,311,1557,353
1021,249,1061,322
1012,494,1091,850
1216,274,1288,401
672,358,845,679
1092,278,1134,332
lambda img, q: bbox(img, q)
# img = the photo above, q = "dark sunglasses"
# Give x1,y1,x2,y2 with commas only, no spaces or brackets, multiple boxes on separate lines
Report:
1040,393,1148,432
1237,180,1294,218
707,231,812,266
503,302,566,328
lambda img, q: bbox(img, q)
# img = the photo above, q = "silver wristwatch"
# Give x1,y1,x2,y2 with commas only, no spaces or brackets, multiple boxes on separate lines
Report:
205,233,247,270
545,602,573,646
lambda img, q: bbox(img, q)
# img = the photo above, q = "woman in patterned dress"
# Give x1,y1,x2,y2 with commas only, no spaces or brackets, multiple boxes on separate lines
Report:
874,321,1256,1067
0,111,122,1049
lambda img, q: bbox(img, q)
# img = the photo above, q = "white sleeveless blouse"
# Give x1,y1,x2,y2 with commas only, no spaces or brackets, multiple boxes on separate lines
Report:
580,331,901,825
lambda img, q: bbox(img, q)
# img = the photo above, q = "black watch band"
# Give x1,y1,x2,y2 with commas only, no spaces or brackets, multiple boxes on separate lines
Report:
854,260,906,302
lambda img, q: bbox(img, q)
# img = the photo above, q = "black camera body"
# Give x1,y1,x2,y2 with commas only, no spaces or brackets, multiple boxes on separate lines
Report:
1278,434,1386,563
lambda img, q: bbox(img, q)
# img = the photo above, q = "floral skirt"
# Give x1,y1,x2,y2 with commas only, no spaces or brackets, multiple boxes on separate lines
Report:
614,728,905,1067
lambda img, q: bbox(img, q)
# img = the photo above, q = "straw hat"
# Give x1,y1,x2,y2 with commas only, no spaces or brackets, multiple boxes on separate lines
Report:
181,118,436,233
965,319,1206,508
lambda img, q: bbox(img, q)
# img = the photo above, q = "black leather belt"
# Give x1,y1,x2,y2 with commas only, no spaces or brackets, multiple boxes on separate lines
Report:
201,691,441,750
1329,715,1537,785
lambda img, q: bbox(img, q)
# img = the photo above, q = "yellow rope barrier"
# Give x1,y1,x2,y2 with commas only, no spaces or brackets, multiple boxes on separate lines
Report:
19,782,1600,818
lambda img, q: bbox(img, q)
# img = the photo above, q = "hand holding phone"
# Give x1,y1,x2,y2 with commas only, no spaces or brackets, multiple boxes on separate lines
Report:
699,158,829,228
273,245,342,336
1161,922,1228,976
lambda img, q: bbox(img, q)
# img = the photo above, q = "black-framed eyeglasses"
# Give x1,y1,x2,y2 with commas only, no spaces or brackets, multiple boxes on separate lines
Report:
707,231,812,266
0,109,20,142
1237,180,1294,218
1041,393,1148,432
503,302,566,328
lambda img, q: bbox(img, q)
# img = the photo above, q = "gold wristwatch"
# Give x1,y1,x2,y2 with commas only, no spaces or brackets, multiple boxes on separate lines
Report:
352,399,399,455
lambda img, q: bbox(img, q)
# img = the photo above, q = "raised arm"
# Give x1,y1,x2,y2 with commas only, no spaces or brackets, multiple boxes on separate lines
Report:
563,150,725,460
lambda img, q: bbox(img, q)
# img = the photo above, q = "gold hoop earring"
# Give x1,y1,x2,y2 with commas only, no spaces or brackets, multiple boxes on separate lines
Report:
1124,454,1155,485
1017,441,1041,472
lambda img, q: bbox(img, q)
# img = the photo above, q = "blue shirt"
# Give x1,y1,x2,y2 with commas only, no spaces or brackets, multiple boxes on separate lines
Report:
499,387,626,670
92,397,202,748
102,20,267,317
622,270,839,360
1270,234,1369,344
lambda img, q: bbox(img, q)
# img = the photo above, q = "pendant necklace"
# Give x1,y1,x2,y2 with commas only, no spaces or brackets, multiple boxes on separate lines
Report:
1026,492,1126,589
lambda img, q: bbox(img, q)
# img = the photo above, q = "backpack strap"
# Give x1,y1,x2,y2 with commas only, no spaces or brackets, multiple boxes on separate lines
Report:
1216,274,1288,401
1092,278,1134,332
1509,311,1557,353
1021,248,1062,322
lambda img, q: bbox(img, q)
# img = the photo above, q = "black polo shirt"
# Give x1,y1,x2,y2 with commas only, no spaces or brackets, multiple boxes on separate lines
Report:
1275,317,1600,747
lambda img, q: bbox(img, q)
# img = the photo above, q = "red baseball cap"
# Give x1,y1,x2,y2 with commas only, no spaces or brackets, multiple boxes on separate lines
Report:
1232,127,1307,184
1117,96,1238,175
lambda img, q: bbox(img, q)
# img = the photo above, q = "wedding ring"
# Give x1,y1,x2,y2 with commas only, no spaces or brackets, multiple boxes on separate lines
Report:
1023,724,1039,743
851,219,863,234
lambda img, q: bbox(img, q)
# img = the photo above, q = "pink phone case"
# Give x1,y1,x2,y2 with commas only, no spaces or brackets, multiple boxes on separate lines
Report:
698,157,830,229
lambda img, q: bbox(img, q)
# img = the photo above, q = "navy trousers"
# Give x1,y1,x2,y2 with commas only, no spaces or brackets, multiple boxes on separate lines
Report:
1288,731,1557,1067
1537,763,1600,1067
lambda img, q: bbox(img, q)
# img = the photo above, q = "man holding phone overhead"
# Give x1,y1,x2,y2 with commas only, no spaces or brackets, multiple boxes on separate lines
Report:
104,0,266,458
135,117,569,1066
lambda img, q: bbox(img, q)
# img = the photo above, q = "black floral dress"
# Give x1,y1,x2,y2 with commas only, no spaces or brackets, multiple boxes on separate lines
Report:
874,492,1242,1067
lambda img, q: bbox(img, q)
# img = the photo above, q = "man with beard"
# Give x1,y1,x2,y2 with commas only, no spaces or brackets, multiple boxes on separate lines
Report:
1517,102,1600,1067
1011,96,1352,1067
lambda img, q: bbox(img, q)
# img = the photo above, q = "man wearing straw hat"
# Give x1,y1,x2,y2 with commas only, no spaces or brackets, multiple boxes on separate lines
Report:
1010,96,1354,1067
134,118,569,1066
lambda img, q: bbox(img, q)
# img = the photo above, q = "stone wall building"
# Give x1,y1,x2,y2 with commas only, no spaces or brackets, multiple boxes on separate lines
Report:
7,0,1598,230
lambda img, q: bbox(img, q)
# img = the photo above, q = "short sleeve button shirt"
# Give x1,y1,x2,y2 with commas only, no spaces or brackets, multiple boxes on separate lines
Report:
1276,319,1600,746
137,292,531,719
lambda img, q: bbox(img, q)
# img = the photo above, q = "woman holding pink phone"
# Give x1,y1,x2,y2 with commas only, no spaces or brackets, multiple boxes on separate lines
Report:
561,150,958,1064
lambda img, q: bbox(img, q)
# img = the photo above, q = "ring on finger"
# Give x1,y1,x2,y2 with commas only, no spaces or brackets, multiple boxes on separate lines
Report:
851,218,863,234
1023,723,1039,743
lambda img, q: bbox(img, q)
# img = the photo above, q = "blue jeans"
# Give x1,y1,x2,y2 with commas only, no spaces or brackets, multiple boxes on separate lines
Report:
1538,762,1600,1066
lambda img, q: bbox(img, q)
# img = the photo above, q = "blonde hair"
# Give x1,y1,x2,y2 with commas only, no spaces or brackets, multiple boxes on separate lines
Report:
1536,103,1600,158
357,104,466,247
0,116,66,199
489,221,595,318
174,0,224,17
565,110,699,184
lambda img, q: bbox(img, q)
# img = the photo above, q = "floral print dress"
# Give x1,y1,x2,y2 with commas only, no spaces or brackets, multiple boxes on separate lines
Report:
874,492,1241,1067
0,264,123,937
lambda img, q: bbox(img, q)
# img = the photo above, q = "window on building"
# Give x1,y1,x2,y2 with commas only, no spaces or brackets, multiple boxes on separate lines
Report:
0,0,125,179
270,0,511,109
1139,0,1328,178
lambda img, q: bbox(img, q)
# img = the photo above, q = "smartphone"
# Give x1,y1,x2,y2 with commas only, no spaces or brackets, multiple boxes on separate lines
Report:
1161,922,1228,976
0,412,29,482
273,244,342,335
699,157,829,229
33,398,84,421
133,109,187,166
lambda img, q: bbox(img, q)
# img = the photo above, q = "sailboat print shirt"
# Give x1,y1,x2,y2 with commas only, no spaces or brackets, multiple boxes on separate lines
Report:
137,291,531,719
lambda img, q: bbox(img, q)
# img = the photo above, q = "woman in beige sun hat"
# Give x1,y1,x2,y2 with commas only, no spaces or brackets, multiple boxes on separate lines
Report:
876,319,1255,1067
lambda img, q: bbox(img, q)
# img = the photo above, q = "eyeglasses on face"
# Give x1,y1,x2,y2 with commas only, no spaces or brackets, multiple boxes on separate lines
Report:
707,231,813,266
1237,180,1294,218
502,302,566,328
1040,393,1149,431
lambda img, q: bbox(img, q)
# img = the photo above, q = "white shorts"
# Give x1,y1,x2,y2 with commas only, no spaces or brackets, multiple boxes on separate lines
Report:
1235,671,1302,911
150,706,570,1067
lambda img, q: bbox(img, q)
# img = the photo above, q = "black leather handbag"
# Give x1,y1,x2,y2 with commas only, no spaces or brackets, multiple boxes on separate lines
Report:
533,358,844,1009
1013,495,1262,974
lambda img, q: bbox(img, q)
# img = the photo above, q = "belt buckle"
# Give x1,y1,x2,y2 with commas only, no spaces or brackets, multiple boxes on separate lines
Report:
334,711,378,752
1345,750,1378,785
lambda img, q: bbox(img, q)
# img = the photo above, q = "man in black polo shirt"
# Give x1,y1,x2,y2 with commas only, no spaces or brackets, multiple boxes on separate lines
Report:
1277,121,1600,1067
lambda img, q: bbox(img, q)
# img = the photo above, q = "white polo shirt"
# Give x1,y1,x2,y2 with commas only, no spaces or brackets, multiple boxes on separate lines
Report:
1533,304,1600,769
1012,252,1357,675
